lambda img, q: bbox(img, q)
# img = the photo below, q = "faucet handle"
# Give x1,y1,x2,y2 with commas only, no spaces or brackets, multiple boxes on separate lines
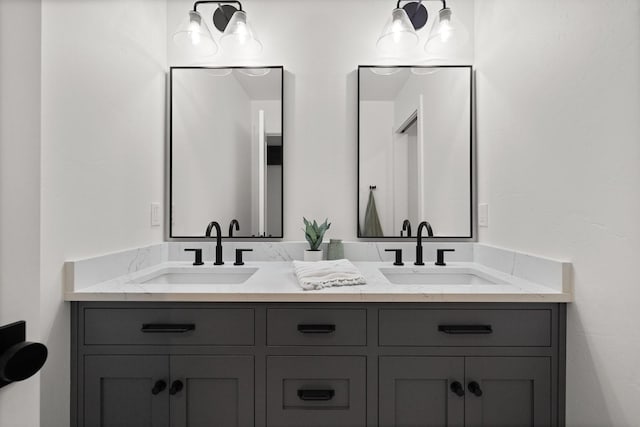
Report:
435,249,455,266
384,249,404,266
234,249,253,266
184,248,204,266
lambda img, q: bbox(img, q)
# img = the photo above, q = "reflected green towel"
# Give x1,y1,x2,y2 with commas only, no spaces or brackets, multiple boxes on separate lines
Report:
363,190,383,237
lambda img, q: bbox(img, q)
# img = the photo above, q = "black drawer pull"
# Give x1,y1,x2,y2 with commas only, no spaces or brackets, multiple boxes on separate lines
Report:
141,324,195,333
297,324,336,334
297,389,335,401
438,325,493,334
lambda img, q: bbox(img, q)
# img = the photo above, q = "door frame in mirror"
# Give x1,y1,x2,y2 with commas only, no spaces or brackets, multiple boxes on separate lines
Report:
357,65,475,241
167,66,285,241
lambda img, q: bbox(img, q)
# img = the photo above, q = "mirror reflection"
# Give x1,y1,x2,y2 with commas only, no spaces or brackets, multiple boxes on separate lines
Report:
171,66,283,238
358,66,472,238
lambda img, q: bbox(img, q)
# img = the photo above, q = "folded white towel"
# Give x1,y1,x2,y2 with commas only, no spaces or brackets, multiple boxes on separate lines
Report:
293,259,366,290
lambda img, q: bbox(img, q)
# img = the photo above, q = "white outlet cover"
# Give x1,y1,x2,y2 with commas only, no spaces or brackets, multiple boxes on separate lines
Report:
151,203,161,227
478,203,489,227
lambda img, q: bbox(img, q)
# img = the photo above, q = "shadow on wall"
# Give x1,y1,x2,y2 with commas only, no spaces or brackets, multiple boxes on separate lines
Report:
565,303,619,427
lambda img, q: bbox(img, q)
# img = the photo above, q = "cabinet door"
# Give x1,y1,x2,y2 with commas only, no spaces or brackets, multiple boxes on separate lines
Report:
84,355,169,427
465,357,552,427
379,357,465,427
169,355,254,427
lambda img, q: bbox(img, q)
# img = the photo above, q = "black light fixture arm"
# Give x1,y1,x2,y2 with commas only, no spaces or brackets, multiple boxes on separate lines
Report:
396,0,446,9
193,1,243,12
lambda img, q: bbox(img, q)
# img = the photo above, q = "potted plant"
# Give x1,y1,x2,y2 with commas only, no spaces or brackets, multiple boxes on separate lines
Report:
302,217,331,261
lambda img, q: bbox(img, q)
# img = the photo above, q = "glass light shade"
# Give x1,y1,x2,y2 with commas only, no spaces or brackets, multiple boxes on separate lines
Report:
220,10,263,57
424,7,469,56
173,10,218,57
376,8,419,54
369,67,402,76
237,68,271,77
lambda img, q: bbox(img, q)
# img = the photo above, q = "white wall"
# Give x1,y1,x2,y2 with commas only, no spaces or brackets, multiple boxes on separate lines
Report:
172,71,252,236
167,0,475,240
0,1,42,425
40,1,167,425
475,1,640,425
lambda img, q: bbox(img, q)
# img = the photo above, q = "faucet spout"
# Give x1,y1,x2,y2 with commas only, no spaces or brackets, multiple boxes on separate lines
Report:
402,219,412,237
414,221,434,266
205,221,224,265
228,219,240,237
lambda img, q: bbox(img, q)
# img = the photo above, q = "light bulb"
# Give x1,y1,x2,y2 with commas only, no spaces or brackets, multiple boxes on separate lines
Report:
188,20,201,45
438,15,453,42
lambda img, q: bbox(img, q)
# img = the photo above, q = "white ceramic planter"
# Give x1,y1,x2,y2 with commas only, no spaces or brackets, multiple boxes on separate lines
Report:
303,249,323,261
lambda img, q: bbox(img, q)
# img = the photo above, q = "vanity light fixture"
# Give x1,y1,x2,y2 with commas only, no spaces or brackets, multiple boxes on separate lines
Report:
173,1,263,57
377,0,467,55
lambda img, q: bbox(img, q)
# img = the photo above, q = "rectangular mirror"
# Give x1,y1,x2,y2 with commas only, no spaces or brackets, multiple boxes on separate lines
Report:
358,66,473,239
170,66,283,238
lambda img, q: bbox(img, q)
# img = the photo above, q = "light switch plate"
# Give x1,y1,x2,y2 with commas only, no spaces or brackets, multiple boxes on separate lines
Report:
151,203,161,227
478,203,489,227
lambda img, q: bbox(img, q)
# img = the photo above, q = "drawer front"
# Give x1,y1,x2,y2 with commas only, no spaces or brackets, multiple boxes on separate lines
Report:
84,308,254,345
267,308,366,346
379,309,551,347
266,356,366,427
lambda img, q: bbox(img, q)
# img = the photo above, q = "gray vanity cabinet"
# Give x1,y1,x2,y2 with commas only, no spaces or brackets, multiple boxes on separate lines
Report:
379,357,465,427
72,302,566,427
84,355,169,427
379,356,552,427
464,357,551,427
83,355,253,427
170,355,254,427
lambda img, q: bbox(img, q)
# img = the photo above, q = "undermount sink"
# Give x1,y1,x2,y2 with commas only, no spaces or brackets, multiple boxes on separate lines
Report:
130,267,258,285
380,268,505,285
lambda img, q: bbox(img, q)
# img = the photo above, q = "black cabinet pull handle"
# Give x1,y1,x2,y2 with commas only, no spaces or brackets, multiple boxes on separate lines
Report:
151,380,166,395
141,324,195,333
297,389,335,401
169,380,184,395
438,325,493,334
468,381,483,397
297,324,336,334
450,381,465,397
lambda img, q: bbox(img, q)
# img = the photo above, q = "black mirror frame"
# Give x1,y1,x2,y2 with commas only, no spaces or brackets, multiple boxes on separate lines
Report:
168,65,285,240
357,65,475,240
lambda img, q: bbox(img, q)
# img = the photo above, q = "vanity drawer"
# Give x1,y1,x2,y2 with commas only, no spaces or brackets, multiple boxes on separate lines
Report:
267,308,366,346
379,309,551,347
83,308,254,346
266,356,366,427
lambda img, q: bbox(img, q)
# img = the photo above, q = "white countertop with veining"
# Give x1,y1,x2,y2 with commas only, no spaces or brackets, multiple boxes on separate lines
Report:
65,260,572,303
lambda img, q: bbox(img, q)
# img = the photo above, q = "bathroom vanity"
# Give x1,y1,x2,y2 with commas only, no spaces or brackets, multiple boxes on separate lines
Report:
67,244,570,427
71,301,565,427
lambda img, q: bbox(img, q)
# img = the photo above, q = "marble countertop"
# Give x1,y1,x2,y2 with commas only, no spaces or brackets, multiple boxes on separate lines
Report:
65,261,572,303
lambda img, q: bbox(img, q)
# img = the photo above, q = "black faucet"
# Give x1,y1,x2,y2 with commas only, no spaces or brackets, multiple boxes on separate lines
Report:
401,219,412,237
229,219,240,237
414,221,434,266
205,221,224,265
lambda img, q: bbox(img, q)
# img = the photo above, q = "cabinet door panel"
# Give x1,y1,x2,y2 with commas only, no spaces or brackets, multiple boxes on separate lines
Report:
465,357,552,427
170,355,254,427
84,355,168,427
379,357,465,427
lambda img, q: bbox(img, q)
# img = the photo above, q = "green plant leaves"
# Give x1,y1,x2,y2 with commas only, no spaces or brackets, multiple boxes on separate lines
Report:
302,217,331,251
